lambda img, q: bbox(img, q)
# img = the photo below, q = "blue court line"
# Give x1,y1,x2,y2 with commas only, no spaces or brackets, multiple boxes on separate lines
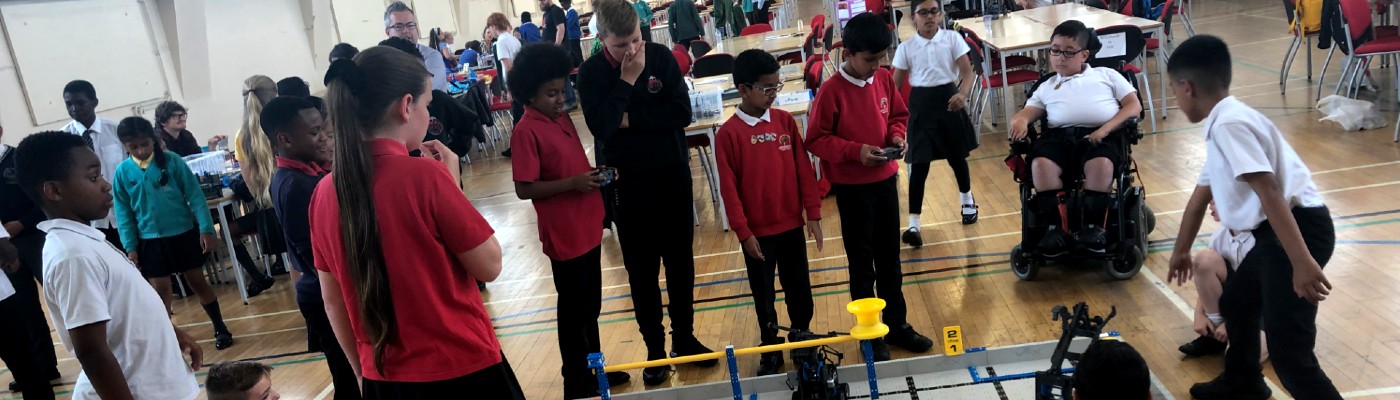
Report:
490,208,1400,325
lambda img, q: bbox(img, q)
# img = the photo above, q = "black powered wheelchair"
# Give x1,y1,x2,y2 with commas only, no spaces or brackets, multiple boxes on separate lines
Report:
1005,63,1156,282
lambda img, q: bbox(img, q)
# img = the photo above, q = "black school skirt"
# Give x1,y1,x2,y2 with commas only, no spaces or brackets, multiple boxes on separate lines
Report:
906,83,979,164
136,228,207,279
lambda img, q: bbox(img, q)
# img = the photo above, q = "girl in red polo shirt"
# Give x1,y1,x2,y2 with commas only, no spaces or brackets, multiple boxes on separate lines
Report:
309,46,523,398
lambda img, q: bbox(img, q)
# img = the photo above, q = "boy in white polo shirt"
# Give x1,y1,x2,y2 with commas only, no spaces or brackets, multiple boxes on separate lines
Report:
1166,35,1339,400
892,0,980,248
16,131,202,400
1009,20,1142,256
1179,201,1260,358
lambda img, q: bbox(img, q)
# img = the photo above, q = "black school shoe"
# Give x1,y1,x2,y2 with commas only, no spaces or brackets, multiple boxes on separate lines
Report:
1075,224,1108,254
246,277,275,298
961,204,979,225
863,338,891,362
1189,376,1272,400
642,348,671,385
1038,226,1070,257
886,323,934,353
758,351,785,376
901,228,923,248
671,335,719,367
215,332,235,350
1179,335,1227,357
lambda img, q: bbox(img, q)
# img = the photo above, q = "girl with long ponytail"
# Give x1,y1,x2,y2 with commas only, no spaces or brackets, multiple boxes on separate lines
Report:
309,46,521,397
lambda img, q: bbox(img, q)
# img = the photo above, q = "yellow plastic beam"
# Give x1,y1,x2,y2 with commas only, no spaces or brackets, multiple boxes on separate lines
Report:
603,336,858,372
602,298,891,373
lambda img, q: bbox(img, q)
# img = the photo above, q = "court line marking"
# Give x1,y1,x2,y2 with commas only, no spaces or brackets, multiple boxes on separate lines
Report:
315,383,335,400
483,162,1400,290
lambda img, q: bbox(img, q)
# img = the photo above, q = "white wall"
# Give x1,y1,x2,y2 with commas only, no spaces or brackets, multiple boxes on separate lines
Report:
0,0,511,147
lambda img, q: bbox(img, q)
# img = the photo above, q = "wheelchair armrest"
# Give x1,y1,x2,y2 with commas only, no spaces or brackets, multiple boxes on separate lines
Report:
1120,118,1143,145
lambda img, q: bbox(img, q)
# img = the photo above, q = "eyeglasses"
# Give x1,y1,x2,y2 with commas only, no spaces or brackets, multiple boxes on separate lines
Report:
171,112,188,120
743,83,785,96
915,8,942,16
1048,48,1085,58
389,22,419,32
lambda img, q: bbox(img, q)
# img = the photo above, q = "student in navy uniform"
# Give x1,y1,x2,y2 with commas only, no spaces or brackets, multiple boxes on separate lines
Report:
0,125,58,398
1009,20,1142,256
892,0,980,248
520,12,544,43
59,80,127,252
715,50,823,376
263,97,360,400
577,0,717,386
1167,35,1342,400
803,12,933,362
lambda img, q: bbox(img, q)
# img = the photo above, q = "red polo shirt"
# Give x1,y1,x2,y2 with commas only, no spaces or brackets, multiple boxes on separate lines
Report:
511,107,604,261
308,139,499,382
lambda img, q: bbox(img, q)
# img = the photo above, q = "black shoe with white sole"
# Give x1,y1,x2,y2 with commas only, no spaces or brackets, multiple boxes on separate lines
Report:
961,204,979,224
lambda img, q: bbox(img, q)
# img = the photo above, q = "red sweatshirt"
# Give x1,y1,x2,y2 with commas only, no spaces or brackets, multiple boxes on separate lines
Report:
715,108,822,241
803,67,909,185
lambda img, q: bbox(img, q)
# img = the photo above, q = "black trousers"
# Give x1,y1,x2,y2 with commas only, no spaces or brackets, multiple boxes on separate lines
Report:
614,163,696,353
743,227,814,345
832,175,908,326
564,38,585,67
298,300,361,400
0,293,54,399
551,246,603,399
7,230,58,379
1219,206,1340,399
640,24,653,42
361,355,525,399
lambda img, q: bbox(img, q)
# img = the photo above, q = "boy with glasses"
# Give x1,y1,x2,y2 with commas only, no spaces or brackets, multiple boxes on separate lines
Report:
715,49,823,376
1009,20,1142,256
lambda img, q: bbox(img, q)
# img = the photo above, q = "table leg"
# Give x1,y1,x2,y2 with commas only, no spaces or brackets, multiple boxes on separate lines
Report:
708,127,729,231
1001,52,1012,134
1157,27,1168,120
218,204,250,304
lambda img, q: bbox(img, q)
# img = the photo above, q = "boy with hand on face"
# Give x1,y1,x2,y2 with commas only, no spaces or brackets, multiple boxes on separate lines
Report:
577,0,717,386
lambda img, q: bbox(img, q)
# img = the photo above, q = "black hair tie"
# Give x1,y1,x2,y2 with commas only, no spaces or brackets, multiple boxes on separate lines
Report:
324,59,366,94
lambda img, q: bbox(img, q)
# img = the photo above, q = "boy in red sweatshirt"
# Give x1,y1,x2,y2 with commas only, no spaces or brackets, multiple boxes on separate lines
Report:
803,12,932,362
715,49,823,376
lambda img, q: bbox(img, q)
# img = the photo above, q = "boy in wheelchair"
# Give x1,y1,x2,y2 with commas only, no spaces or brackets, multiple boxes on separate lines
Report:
1009,20,1143,256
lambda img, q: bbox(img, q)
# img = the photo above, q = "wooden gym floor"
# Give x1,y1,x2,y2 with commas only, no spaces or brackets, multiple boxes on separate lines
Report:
6,0,1400,398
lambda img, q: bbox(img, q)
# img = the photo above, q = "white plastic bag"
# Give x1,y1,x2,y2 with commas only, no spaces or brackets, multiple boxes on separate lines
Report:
1317,95,1388,131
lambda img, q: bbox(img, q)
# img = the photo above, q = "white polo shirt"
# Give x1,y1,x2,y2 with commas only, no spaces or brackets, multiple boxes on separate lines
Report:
1196,96,1324,232
892,29,970,88
38,218,199,400
60,117,124,230
1026,66,1136,129
1208,227,1255,269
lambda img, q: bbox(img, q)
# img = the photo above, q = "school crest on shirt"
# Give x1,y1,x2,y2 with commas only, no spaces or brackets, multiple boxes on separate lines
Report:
779,134,792,151
880,97,889,115
647,76,662,93
751,132,779,145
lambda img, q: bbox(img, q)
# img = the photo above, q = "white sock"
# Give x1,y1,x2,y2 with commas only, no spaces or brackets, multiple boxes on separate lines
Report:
1206,312,1224,326
908,214,921,230
960,191,975,205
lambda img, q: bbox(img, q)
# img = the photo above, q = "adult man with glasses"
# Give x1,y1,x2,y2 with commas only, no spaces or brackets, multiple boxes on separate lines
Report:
385,1,450,92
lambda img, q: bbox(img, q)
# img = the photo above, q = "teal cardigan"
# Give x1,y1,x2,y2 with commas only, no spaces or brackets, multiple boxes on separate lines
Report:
112,151,215,252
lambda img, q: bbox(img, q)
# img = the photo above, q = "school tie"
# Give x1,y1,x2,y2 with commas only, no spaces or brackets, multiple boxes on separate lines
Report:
82,129,95,150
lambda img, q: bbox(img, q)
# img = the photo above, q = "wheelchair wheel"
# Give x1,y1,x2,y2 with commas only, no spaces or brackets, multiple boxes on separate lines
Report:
1011,244,1040,281
1105,244,1144,280
1143,204,1157,234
